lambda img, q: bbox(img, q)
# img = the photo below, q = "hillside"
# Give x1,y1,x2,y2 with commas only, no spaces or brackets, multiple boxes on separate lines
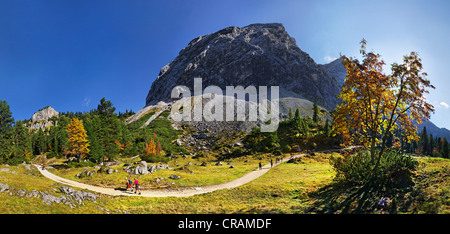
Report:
1,152,448,214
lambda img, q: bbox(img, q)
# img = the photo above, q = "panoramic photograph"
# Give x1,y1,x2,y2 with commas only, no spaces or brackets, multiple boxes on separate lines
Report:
1,0,449,229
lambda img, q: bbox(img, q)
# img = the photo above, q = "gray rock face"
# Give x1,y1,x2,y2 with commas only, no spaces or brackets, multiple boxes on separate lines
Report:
32,106,59,122
29,106,59,130
145,23,341,110
320,58,347,86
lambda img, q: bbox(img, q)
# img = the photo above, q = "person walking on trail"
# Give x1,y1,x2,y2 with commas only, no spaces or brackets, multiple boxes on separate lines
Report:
270,159,273,168
259,162,262,170
42,164,46,170
125,178,132,191
134,178,141,195
128,178,134,192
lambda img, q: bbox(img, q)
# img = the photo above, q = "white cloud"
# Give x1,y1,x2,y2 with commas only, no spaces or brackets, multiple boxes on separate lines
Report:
82,97,91,107
440,101,449,109
324,55,337,63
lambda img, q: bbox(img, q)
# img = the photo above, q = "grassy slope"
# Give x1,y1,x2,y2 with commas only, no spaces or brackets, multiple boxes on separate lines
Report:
1,153,449,214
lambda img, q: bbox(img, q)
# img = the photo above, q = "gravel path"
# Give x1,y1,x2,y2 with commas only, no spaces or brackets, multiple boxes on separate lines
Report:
34,147,355,197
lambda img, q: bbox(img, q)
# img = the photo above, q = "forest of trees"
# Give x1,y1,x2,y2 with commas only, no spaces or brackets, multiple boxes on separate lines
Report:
0,98,185,165
243,103,336,156
404,126,449,158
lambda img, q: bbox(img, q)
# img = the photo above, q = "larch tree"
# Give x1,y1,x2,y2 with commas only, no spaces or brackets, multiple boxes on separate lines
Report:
67,118,90,162
333,39,435,169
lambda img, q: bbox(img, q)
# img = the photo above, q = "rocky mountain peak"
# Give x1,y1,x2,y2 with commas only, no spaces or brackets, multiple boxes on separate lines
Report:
145,23,341,110
29,106,59,130
32,106,59,122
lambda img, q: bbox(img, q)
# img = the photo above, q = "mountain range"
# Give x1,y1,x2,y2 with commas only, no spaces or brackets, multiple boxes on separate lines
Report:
141,23,450,140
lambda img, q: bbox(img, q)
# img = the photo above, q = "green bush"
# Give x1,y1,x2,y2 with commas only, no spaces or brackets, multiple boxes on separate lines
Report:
141,153,169,163
330,150,418,186
67,161,96,168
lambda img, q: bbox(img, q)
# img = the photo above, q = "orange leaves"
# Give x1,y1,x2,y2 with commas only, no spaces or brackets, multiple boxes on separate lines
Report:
333,39,435,159
143,139,156,156
143,137,161,156
67,118,90,160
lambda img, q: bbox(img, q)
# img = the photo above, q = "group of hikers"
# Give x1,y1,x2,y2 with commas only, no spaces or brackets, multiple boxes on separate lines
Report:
125,177,141,195
259,155,289,170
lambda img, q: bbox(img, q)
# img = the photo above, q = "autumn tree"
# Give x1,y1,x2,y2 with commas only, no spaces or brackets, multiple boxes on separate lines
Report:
333,39,435,169
143,138,156,156
67,118,90,162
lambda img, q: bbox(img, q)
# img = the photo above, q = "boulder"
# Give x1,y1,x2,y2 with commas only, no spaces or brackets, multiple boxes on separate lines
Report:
134,161,149,175
196,132,207,139
0,183,9,192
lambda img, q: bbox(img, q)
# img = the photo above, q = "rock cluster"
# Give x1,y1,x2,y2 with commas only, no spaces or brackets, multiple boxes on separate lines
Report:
123,161,173,175
0,183,97,208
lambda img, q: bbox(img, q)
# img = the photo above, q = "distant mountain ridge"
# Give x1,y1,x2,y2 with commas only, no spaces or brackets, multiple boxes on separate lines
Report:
320,58,450,140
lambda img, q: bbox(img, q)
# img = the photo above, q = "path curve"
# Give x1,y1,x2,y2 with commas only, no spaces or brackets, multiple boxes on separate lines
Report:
34,147,356,197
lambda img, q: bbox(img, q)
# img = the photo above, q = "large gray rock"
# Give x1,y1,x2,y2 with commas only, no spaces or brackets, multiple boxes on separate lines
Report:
145,23,341,110
0,183,9,192
134,161,149,175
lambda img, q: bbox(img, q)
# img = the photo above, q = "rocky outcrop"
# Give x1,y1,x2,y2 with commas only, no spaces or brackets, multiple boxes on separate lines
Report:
320,58,347,86
0,183,97,207
145,23,341,110
123,161,173,175
29,106,59,130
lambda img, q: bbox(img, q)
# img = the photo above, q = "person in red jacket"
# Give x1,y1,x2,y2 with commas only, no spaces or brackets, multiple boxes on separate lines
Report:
134,178,141,195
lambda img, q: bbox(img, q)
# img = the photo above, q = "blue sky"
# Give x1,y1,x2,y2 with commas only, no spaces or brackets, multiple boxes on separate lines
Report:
1,0,449,129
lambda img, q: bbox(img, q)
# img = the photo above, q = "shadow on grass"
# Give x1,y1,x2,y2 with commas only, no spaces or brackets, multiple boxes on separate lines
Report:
306,177,419,214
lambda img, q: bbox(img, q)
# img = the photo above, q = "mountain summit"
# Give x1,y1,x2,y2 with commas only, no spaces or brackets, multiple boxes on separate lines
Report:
145,23,341,110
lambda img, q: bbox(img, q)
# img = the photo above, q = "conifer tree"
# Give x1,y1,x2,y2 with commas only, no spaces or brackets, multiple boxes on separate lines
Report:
313,102,319,123
288,108,293,119
442,138,449,158
0,100,14,135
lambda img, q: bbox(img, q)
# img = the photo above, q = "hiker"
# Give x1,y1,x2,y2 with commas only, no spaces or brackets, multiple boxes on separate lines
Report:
259,162,262,170
128,178,134,192
125,178,130,191
42,164,45,170
270,159,273,168
134,178,141,195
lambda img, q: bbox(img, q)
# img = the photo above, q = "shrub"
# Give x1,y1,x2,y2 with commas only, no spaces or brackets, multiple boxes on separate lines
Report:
67,161,96,168
141,153,169,163
330,150,418,186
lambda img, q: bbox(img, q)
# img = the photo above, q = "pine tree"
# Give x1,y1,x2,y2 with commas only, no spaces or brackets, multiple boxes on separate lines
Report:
288,108,293,119
442,138,449,158
294,108,300,120
428,134,433,156
420,127,428,155
67,118,90,161
313,102,319,123
324,119,331,137
0,100,14,135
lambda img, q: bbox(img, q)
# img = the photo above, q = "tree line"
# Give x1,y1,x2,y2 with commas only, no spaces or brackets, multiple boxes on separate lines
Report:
0,98,184,165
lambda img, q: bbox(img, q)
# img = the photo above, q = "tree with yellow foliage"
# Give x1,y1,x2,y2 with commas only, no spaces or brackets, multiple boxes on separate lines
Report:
333,39,435,169
67,118,90,162
143,138,156,156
